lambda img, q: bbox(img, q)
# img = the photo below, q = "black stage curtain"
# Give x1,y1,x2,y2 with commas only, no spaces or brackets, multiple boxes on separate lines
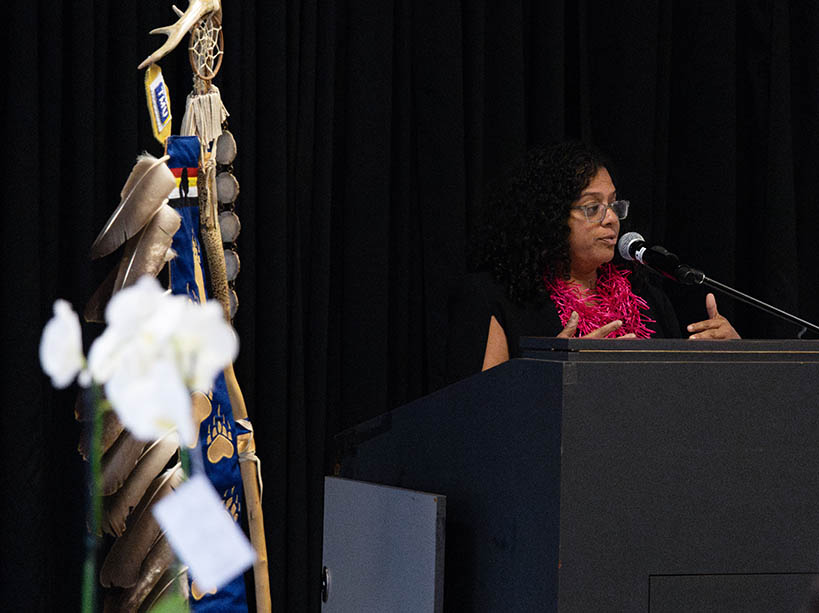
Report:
4,1,819,610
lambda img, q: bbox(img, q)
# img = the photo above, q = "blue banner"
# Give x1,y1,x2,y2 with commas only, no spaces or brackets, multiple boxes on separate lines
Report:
167,190,249,611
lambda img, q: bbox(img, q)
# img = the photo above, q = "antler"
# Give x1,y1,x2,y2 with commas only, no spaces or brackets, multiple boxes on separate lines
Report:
137,0,222,70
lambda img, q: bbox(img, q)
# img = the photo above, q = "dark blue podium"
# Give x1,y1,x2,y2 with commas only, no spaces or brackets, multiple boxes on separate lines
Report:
337,339,819,612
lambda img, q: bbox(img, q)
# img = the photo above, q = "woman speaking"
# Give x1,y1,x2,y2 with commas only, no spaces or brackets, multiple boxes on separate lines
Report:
446,140,739,381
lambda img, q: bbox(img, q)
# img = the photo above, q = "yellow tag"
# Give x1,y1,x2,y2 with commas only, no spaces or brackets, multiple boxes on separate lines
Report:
144,64,172,144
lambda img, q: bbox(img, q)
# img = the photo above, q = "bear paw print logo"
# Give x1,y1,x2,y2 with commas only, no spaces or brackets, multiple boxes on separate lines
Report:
190,391,214,450
191,580,217,601
206,406,234,464
224,486,241,521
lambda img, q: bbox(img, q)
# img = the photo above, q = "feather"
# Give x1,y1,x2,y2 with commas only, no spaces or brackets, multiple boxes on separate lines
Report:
84,204,181,323
137,565,188,613
100,464,184,588
120,466,172,531
103,431,180,536
78,410,125,461
103,589,123,613
90,154,176,260
111,536,176,611
84,264,118,323
101,431,147,496
113,204,182,290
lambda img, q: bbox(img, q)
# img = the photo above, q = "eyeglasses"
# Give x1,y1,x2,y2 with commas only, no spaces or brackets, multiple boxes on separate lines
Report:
570,199,630,223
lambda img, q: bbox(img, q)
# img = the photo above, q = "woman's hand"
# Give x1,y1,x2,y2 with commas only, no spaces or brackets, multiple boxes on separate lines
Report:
687,293,740,339
557,311,637,339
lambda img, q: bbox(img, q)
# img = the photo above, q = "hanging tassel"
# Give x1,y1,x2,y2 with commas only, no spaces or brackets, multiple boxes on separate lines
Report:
180,85,228,146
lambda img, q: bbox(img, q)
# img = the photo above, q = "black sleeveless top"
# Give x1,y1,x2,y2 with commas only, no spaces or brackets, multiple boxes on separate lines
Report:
444,269,681,384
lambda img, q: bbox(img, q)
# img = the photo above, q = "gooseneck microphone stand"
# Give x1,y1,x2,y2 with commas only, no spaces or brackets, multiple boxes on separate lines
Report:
675,265,819,338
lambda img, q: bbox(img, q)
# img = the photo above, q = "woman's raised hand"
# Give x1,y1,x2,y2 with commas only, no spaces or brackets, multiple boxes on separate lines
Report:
557,311,636,339
687,293,740,340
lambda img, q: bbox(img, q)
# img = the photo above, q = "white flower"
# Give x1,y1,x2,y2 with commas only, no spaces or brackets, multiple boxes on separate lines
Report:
105,358,196,445
39,299,87,388
173,300,238,391
87,277,183,383
85,275,238,445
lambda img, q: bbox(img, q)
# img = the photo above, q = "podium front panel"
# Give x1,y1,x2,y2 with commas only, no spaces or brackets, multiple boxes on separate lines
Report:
339,360,565,611
338,342,819,612
557,359,819,611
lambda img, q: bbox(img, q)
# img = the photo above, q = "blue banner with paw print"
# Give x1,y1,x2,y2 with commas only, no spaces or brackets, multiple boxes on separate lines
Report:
166,137,249,612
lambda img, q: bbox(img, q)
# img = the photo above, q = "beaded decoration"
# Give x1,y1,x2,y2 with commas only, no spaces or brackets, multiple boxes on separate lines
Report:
545,263,656,338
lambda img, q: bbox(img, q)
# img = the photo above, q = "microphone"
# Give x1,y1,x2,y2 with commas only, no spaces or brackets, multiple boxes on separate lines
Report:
619,232,819,337
617,232,701,283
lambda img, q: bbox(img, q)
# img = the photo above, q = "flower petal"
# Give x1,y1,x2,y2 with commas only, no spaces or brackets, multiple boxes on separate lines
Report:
39,299,85,388
105,359,195,445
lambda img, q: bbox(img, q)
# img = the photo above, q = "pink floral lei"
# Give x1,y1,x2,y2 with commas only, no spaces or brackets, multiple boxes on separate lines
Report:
544,263,655,338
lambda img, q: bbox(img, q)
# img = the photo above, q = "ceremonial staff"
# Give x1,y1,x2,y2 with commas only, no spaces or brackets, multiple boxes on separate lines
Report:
81,1,271,609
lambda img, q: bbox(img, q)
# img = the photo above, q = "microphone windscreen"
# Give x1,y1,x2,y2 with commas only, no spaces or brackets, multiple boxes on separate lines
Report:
618,232,644,261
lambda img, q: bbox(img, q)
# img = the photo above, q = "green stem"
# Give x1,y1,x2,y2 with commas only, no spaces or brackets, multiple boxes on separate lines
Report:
179,445,191,478
81,386,104,613
174,445,191,609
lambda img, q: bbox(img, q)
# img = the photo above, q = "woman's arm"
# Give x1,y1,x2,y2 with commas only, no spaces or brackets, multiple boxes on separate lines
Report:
481,311,634,371
481,315,510,371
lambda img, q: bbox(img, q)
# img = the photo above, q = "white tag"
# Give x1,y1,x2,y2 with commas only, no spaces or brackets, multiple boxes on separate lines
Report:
152,474,256,592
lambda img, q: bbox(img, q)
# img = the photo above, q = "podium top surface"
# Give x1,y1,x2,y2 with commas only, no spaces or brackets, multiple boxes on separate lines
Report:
520,337,819,361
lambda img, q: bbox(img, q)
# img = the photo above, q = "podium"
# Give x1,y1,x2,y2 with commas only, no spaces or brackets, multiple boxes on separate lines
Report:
337,339,819,612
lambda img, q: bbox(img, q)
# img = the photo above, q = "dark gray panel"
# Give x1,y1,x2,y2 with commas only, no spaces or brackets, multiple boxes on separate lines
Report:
557,360,819,611
649,574,819,613
322,477,445,612
520,337,819,361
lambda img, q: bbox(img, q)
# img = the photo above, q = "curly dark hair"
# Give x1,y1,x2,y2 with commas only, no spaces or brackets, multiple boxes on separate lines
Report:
475,140,614,304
